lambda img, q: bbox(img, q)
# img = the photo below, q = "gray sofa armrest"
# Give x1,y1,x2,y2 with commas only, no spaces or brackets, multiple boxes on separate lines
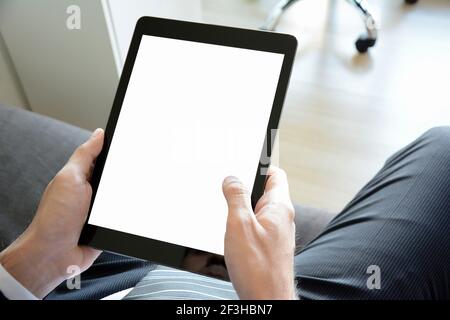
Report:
0,105,90,250
294,204,336,253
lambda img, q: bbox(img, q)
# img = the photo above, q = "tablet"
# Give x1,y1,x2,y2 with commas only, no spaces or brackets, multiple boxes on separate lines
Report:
80,16,297,281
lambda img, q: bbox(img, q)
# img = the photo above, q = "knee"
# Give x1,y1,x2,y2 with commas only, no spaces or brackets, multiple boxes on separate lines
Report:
423,126,450,150
420,127,450,167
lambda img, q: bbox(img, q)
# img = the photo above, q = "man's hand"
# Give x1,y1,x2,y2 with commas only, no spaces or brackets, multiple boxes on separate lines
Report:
223,167,297,300
0,129,104,298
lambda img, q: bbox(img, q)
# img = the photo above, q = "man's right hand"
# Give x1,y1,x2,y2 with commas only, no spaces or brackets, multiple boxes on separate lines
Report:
222,166,297,300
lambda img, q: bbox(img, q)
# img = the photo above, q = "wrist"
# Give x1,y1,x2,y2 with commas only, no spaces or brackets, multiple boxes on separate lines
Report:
0,231,65,299
241,279,298,300
260,270,298,300
257,285,297,300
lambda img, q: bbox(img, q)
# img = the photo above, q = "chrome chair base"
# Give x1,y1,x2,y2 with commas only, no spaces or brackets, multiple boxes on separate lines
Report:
261,0,378,53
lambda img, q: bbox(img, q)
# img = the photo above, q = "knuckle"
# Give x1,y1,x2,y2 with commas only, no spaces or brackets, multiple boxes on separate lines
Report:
277,167,288,178
54,167,83,186
227,211,252,229
255,196,269,211
284,203,295,221
53,169,70,183
263,201,295,221
261,202,278,213
85,183,93,197
226,181,248,197
259,214,281,232
270,166,287,177
239,212,253,226
76,143,90,157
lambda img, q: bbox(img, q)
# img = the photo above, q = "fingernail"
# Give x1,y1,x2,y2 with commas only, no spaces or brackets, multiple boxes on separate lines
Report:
91,128,103,138
224,176,240,185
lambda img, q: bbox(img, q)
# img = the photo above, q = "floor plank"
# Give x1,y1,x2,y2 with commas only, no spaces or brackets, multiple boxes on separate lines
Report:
202,0,450,212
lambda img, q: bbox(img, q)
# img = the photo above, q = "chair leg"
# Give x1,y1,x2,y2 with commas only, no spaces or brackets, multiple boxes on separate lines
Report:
261,0,300,31
261,0,378,53
345,0,378,53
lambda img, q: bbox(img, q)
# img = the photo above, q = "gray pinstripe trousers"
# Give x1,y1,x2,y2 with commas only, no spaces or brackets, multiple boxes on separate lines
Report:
47,127,450,300
295,127,450,299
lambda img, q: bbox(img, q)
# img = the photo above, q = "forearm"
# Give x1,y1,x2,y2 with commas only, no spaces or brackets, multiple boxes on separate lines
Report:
235,265,298,300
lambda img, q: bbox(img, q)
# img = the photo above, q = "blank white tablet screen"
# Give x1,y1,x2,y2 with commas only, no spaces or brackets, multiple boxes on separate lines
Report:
88,35,284,255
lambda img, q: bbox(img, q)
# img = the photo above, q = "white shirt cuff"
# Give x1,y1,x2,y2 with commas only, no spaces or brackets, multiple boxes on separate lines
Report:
0,263,39,300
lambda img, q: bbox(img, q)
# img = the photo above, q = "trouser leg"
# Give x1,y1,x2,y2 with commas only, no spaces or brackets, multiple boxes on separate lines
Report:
294,127,450,299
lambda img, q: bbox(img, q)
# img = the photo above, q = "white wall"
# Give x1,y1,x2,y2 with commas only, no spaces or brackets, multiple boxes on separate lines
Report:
103,0,202,73
0,0,202,129
0,0,119,130
0,32,28,109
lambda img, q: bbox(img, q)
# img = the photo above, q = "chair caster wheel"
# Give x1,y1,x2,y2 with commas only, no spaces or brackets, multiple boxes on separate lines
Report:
355,37,376,53
405,0,418,4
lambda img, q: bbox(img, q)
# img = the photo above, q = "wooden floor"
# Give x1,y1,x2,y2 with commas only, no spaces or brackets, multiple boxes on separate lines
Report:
202,0,450,212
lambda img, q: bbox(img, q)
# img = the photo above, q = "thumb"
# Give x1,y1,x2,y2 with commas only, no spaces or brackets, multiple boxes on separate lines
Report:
68,128,104,179
222,176,253,216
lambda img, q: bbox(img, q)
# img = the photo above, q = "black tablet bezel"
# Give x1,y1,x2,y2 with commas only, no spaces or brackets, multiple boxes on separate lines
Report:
79,16,297,281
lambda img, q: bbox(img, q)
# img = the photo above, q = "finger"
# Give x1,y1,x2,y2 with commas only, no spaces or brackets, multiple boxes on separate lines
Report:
222,176,253,218
264,166,290,194
79,246,102,272
68,129,104,179
255,166,293,213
